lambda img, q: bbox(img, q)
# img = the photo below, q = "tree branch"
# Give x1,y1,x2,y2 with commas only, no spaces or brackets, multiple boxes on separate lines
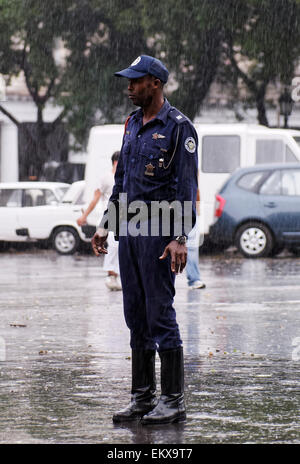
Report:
21,47,39,105
0,104,20,126
225,38,269,126
226,42,258,95
39,77,56,105
21,45,56,118
41,108,67,137
52,108,67,127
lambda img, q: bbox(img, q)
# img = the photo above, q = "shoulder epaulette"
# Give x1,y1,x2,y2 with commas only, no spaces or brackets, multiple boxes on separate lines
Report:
168,108,189,124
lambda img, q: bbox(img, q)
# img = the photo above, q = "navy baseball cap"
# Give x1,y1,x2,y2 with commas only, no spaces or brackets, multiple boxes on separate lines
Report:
114,55,169,83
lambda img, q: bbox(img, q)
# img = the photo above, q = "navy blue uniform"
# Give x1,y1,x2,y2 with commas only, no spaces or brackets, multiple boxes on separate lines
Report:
105,98,198,351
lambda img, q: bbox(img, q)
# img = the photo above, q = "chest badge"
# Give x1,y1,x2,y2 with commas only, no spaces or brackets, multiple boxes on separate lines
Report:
152,133,166,140
145,163,155,176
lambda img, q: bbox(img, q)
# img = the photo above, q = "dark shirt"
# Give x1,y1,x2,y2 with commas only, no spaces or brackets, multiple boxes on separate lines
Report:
102,99,198,237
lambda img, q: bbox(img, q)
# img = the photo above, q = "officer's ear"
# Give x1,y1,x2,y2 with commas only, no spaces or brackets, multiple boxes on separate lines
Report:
153,77,163,89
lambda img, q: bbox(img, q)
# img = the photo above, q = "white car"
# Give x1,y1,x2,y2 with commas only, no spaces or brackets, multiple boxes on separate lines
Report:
0,181,94,255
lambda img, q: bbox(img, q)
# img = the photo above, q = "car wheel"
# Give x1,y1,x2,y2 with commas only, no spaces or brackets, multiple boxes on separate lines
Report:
52,226,80,255
235,222,273,258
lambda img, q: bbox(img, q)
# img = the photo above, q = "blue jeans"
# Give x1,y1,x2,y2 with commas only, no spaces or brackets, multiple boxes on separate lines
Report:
186,216,201,286
186,246,201,286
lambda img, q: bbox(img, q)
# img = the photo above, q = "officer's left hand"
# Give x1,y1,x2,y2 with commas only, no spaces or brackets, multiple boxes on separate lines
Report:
91,231,108,256
159,240,187,274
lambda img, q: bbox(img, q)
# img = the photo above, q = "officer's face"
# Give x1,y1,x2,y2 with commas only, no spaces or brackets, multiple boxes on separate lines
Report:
127,75,159,107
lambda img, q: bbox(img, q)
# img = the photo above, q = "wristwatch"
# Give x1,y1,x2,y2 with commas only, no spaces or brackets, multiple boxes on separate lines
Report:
175,235,187,245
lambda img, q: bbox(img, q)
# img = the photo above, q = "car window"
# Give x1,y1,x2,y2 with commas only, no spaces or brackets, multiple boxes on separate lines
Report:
23,189,43,207
55,187,69,201
237,171,266,192
23,189,58,207
256,139,284,163
44,189,58,204
75,190,85,205
281,169,300,195
0,189,22,207
286,145,298,162
259,170,281,195
202,135,240,173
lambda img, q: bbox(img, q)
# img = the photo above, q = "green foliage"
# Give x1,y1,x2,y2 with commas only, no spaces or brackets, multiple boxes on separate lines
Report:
140,0,227,119
222,0,300,125
229,0,300,83
1,0,300,152
57,0,149,145
0,0,149,148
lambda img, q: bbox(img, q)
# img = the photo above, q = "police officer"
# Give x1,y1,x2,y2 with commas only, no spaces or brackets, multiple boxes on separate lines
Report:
92,55,198,425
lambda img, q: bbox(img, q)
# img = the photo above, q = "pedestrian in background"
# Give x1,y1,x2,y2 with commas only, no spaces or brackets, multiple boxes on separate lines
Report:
92,55,198,425
186,188,206,289
77,151,121,291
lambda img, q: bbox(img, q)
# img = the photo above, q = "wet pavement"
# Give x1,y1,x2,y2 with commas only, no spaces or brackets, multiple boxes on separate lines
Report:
0,246,299,444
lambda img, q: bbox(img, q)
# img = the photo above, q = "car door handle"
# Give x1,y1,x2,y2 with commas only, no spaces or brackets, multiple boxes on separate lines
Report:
264,201,277,208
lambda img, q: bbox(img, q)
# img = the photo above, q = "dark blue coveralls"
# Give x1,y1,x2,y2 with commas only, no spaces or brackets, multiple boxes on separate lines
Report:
106,98,198,352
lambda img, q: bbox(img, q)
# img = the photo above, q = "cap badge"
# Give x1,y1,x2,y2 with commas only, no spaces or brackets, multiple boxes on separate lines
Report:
131,56,141,66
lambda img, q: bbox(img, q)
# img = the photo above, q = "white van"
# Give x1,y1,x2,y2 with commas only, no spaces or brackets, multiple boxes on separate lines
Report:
84,123,300,238
84,125,124,203
195,124,300,237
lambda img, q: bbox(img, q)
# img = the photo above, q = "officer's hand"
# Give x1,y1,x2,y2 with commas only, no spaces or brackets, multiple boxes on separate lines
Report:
159,240,187,274
91,231,108,256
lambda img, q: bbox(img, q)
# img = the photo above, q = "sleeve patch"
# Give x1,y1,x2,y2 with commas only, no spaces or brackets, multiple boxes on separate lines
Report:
184,137,196,153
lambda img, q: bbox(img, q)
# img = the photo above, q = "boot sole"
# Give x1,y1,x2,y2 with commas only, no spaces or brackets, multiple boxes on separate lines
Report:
141,411,186,425
113,407,156,423
113,414,143,423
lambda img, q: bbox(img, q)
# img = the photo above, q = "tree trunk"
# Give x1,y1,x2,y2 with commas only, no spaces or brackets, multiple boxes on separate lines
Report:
171,29,224,120
18,122,68,181
256,92,269,126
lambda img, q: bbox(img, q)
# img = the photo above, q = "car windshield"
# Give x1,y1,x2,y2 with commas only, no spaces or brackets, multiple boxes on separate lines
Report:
0,188,22,207
62,182,85,204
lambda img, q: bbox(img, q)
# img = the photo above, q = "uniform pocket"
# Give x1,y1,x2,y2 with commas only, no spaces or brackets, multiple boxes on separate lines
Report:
140,151,167,178
139,138,173,178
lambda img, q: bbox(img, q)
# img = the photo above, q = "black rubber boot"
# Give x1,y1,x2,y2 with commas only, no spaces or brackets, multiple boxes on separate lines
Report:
141,347,186,425
112,349,157,423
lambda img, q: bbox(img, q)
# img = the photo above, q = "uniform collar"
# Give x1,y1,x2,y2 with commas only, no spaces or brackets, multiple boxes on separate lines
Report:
132,98,171,126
